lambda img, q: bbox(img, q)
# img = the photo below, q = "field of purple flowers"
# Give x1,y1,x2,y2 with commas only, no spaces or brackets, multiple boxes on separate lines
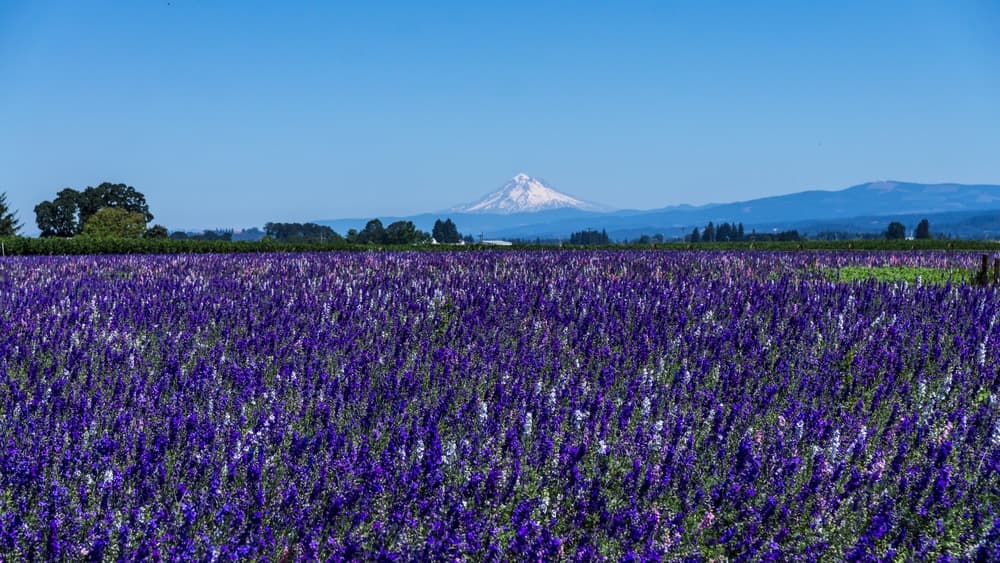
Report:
1,251,998,560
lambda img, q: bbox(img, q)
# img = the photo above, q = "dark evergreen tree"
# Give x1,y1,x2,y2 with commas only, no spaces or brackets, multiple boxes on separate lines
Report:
885,221,906,240
915,218,930,240
717,222,733,241
432,218,462,243
0,192,21,236
703,222,715,242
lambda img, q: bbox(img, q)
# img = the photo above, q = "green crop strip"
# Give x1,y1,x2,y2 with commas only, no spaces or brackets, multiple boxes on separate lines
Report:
828,266,972,285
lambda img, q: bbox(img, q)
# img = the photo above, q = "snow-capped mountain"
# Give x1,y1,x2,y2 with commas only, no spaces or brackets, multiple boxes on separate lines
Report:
453,173,605,214
317,179,1000,240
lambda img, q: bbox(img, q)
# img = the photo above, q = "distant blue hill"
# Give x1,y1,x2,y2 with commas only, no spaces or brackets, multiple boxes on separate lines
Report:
316,181,1000,240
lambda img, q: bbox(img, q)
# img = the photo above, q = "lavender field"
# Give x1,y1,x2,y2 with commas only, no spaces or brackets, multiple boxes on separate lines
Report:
1,251,998,560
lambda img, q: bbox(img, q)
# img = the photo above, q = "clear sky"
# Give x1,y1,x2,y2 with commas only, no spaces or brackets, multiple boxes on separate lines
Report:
1,1,998,232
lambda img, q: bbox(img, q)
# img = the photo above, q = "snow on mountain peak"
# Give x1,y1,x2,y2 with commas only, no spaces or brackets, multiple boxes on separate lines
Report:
453,174,603,214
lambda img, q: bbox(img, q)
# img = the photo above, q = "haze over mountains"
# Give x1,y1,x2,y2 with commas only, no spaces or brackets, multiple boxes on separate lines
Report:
318,175,1000,241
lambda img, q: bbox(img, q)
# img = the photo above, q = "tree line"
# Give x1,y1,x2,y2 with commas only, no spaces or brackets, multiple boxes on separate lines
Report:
569,229,611,245
340,218,468,245
685,221,802,243
0,182,474,246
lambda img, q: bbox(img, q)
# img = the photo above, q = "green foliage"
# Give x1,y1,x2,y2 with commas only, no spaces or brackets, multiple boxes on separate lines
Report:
432,218,462,243
687,221,796,243
77,182,153,225
354,219,385,244
81,207,147,239
0,192,21,236
703,221,715,242
885,221,907,240
264,222,342,243
34,188,80,237
569,228,611,245
384,220,427,244
632,233,665,244
692,221,746,242
173,229,232,241
143,224,169,239
973,254,1000,286
35,182,152,236
915,218,931,240
346,219,430,245
831,266,970,285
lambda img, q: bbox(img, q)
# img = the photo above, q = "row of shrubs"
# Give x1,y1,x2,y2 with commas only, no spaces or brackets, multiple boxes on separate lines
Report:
0,237,356,255
1,236,999,256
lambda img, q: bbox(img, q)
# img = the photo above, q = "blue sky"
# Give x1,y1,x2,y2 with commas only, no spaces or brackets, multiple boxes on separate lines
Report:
1,1,998,232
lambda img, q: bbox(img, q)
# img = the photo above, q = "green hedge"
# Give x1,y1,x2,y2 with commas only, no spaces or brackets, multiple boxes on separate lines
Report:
0,237,355,255
1,236,999,256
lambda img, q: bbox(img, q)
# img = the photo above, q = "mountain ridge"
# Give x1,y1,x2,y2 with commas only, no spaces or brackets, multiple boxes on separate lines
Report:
316,179,1000,240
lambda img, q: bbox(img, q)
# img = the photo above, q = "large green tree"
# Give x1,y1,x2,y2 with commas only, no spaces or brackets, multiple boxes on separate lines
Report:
703,222,716,242
0,192,21,236
383,220,428,245
885,221,907,240
35,182,152,237
35,188,81,237
81,207,147,238
432,218,462,243
354,219,386,244
78,183,153,226
915,218,931,240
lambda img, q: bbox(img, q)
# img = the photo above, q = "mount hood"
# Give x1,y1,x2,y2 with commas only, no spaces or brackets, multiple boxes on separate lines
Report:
452,173,606,214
